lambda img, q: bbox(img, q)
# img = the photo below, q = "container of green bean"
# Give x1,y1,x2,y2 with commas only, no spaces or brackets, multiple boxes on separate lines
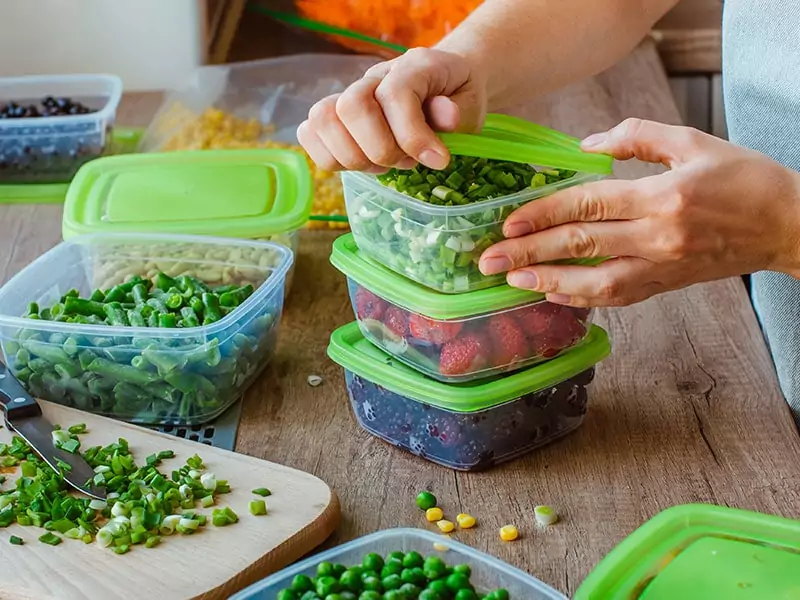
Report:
343,114,613,293
0,233,293,425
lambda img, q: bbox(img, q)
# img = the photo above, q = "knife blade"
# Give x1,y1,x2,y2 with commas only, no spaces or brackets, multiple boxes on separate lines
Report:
0,362,105,499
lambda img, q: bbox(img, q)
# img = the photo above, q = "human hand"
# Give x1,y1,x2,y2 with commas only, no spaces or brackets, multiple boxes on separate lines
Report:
297,48,487,173
478,118,800,307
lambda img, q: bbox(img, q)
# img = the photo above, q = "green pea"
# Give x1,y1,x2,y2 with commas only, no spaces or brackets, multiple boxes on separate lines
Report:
340,570,362,592
415,491,437,511
455,590,479,600
401,567,427,586
339,593,357,600
382,574,402,591
332,564,347,579
419,590,444,600
427,580,450,595
362,552,384,572
360,570,379,582
382,560,404,577
300,592,321,600
359,593,381,600
488,590,509,600
318,562,335,578
403,551,424,569
316,576,341,596
292,575,315,593
387,551,405,562
277,590,298,600
423,556,448,580
324,595,342,600
453,565,471,578
399,583,422,598
445,573,472,592
384,591,403,600
362,576,382,592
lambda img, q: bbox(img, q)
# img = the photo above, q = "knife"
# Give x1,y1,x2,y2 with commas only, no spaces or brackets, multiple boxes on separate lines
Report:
0,362,105,499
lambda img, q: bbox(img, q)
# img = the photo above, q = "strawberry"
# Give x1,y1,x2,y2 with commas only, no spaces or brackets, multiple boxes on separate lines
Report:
408,314,463,344
384,306,409,337
531,314,587,357
487,313,529,367
355,287,387,321
439,332,491,376
514,302,564,338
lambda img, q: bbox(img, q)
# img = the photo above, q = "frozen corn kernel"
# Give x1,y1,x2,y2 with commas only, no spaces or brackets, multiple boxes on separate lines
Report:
433,541,450,552
456,513,476,529
426,507,444,522
437,519,455,533
534,505,558,526
499,525,519,541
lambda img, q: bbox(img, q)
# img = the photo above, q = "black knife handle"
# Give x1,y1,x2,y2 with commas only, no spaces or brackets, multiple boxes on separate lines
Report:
0,362,42,420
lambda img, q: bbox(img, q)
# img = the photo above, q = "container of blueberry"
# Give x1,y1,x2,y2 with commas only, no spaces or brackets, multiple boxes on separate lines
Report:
331,233,595,383
343,114,613,294
328,320,611,471
0,233,293,426
0,74,122,184
231,528,568,600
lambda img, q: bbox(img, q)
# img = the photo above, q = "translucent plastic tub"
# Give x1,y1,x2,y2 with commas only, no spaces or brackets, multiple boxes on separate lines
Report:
343,169,601,293
0,74,122,184
231,528,568,600
140,54,380,228
328,321,611,471
0,233,293,425
331,233,594,383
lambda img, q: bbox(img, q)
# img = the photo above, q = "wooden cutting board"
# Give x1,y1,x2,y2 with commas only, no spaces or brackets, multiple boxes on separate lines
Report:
0,402,340,600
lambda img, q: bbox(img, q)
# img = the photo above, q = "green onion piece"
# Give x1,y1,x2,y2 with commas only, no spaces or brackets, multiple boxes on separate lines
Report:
249,500,267,516
113,544,130,555
9,535,23,546
38,532,62,546
252,488,272,497
145,535,161,549
67,423,87,435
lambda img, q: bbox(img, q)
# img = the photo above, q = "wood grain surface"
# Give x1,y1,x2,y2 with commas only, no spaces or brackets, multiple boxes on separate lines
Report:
1,40,799,597
0,404,339,600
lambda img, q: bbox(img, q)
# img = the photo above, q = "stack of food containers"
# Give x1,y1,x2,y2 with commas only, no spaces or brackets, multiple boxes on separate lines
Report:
328,114,615,470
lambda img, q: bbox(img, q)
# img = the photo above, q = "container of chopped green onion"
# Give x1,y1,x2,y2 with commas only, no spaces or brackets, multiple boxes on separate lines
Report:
0,233,293,425
229,528,567,600
343,114,613,293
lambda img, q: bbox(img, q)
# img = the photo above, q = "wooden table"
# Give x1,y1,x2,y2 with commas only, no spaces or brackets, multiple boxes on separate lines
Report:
2,41,800,597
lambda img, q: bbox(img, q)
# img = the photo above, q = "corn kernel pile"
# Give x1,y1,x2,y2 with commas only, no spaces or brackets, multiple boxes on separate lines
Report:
156,106,348,230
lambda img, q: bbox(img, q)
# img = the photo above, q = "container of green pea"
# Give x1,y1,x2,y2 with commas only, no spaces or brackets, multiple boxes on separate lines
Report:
230,528,568,599
343,114,614,294
0,232,293,425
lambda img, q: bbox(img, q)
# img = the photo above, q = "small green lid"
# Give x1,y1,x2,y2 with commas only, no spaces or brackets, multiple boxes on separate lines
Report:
330,233,545,319
327,321,610,412
575,504,800,600
62,149,313,240
438,114,614,175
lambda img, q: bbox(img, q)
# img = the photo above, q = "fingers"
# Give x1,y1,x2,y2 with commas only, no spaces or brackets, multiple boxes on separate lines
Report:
505,258,662,307
305,95,375,171
296,120,342,172
479,221,643,275
580,118,716,168
501,179,649,238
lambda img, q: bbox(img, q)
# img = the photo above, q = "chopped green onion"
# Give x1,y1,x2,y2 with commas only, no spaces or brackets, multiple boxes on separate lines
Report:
9,535,23,546
252,488,272,497
67,424,88,435
38,532,62,546
249,500,267,516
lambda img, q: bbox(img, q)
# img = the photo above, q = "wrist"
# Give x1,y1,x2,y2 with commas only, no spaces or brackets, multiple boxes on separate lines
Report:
774,168,800,278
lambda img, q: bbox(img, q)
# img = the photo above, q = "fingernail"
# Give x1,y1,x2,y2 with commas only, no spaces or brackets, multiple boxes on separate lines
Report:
504,221,532,238
581,132,607,149
507,270,539,290
546,293,572,305
419,148,449,170
479,256,511,275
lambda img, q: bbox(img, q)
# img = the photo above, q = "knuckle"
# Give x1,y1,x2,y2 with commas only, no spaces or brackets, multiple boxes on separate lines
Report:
307,96,338,124
565,225,599,258
616,117,648,141
536,272,560,294
596,275,622,300
334,89,365,120
575,191,606,222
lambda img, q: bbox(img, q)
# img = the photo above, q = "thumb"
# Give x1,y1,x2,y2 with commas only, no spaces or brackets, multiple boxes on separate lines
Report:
424,91,486,134
580,118,709,168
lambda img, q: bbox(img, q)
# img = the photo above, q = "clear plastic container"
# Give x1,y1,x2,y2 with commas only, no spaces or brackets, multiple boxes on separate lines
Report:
0,74,123,184
328,321,611,471
343,169,601,293
0,233,293,426
62,149,313,298
139,54,381,227
231,528,568,600
331,233,594,383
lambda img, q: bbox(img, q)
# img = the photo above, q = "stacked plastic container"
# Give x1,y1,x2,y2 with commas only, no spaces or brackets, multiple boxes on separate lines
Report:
328,114,615,470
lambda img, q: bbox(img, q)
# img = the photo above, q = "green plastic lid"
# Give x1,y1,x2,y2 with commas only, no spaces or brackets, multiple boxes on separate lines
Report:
438,114,614,175
62,148,313,240
575,504,800,600
331,232,546,319
328,321,610,412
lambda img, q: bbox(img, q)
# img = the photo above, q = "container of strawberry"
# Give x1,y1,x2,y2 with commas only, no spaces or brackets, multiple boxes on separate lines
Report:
342,114,614,293
327,321,611,470
331,233,595,383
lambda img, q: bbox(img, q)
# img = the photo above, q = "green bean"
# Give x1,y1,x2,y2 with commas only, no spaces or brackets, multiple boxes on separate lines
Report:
23,341,71,366
165,294,183,310
87,358,159,387
89,289,105,303
27,302,39,316
219,285,254,307
179,307,199,328
201,293,222,324
131,283,148,306
141,345,186,376
62,336,80,357
156,273,178,292
102,303,129,327
165,371,216,397
63,297,106,319
127,308,147,328
158,313,177,328
146,297,168,314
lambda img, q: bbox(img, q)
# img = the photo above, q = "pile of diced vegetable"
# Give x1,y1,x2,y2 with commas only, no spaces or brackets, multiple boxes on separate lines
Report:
6,271,278,424
0,425,271,553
